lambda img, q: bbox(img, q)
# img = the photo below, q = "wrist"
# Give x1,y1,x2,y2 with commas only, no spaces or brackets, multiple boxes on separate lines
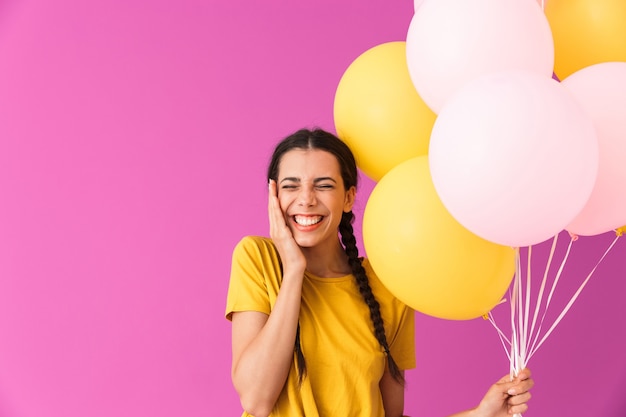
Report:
446,406,482,417
465,406,483,417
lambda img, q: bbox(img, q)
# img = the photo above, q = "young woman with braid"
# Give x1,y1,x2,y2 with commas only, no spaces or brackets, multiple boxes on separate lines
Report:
225,128,534,417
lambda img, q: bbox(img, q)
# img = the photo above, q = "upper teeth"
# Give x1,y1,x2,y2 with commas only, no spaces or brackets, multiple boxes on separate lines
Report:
295,215,322,226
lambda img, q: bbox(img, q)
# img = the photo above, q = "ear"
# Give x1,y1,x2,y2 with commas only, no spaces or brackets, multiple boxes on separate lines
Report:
343,186,356,212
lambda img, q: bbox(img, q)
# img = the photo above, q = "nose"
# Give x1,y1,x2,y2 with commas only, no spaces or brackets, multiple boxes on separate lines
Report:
297,186,316,207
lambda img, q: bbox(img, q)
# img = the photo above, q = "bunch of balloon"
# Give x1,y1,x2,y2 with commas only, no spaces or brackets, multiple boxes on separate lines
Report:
333,5,622,413
333,3,626,416
397,2,626,408
545,0,626,80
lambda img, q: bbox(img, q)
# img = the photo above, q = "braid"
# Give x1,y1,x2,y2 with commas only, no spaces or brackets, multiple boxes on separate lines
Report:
339,211,405,385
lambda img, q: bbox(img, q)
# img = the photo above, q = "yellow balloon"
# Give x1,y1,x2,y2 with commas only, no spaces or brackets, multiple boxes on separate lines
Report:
333,41,436,181
363,156,516,320
545,0,626,79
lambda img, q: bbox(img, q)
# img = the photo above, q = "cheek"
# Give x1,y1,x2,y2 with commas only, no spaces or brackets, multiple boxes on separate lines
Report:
277,195,292,214
333,200,345,213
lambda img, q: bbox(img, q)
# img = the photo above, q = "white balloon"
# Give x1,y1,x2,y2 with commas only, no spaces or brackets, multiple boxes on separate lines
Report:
429,70,598,247
406,0,554,113
563,62,626,236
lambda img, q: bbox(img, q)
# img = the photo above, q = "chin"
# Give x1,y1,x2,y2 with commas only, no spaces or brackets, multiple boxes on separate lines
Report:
293,237,316,248
291,231,325,248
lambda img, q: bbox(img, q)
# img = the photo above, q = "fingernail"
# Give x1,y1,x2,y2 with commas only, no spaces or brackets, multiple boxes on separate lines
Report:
507,388,516,395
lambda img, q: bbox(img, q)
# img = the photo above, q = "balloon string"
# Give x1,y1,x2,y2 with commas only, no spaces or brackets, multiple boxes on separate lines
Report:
509,251,521,372
487,311,512,362
521,245,532,365
527,233,621,361
526,235,572,360
488,231,622,417
526,234,558,356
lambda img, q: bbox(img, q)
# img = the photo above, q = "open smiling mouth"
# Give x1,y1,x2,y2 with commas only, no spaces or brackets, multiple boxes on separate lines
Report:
293,215,323,226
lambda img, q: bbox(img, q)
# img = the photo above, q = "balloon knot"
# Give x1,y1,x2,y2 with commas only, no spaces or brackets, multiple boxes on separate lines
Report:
616,226,625,237
568,231,578,241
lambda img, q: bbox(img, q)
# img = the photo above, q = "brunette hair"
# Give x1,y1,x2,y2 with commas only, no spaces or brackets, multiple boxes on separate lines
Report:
267,128,404,385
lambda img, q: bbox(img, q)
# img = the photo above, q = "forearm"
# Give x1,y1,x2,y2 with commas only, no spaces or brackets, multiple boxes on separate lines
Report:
232,270,303,414
446,409,478,417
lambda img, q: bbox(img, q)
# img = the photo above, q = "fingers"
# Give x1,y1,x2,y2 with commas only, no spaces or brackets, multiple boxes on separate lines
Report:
267,180,294,244
507,390,531,415
505,369,534,415
268,180,306,271
508,390,531,407
477,369,535,417
268,179,286,238
508,401,529,416
495,368,531,385
516,368,532,382
505,369,534,396
268,179,279,217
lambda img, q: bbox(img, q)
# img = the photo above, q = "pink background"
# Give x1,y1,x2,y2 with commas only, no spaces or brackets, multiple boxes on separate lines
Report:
0,1,624,416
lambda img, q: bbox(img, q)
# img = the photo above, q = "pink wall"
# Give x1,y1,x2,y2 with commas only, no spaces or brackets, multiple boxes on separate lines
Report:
0,1,623,416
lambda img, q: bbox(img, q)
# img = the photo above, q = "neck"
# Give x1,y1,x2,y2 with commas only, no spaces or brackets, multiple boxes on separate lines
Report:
301,239,350,278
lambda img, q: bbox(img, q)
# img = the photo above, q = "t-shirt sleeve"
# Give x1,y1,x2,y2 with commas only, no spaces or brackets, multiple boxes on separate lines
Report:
389,304,415,371
225,236,280,321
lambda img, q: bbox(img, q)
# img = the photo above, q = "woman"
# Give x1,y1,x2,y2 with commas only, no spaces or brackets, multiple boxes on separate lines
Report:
225,128,533,417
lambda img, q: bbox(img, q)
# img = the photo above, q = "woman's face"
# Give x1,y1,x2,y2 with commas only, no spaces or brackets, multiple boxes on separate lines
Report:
276,149,355,249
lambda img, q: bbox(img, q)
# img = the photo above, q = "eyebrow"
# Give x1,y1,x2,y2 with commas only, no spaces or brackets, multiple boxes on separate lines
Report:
279,177,338,184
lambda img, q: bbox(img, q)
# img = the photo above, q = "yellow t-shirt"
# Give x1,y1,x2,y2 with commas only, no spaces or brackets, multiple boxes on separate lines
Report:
225,236,416,417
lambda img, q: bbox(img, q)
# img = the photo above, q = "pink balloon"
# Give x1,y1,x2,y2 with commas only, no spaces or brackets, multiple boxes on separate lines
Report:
562,62,626,236
406,0,554,113
429,70,599,247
